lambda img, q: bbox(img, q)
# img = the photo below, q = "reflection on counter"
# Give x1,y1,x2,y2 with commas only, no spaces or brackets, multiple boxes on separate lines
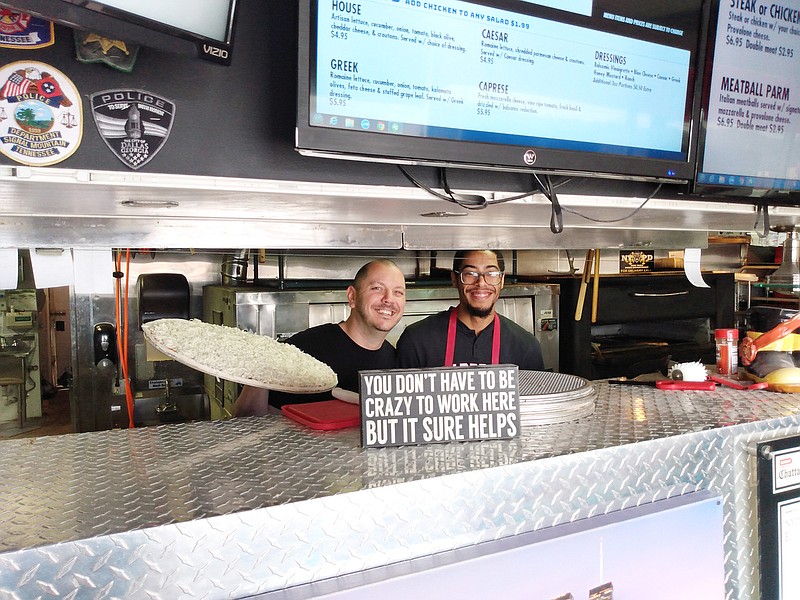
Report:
364,439,522,487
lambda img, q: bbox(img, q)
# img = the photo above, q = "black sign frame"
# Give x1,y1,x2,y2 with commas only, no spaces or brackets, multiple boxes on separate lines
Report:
757,434,800,600
359,365,520,449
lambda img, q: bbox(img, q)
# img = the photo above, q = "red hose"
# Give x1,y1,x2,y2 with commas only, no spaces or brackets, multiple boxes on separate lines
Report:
114,250,135,428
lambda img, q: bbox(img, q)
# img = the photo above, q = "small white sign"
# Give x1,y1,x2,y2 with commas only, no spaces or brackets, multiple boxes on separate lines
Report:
773,448,800,494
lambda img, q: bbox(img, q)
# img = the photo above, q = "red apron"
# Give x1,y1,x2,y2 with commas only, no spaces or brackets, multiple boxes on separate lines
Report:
444,307,500,366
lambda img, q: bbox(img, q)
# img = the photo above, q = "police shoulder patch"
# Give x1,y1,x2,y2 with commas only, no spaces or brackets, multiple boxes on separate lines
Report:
90,89,175,170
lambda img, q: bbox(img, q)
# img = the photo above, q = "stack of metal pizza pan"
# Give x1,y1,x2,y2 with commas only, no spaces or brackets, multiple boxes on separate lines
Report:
517,370,596,425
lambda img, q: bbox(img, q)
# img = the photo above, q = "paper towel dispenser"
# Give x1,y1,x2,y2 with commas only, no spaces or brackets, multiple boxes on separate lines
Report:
137,273,190,330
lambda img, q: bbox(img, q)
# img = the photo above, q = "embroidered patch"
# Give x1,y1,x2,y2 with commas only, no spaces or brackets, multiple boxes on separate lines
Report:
74,31,139,73
0,60,82,166
0,10,54,49
90,89,175,170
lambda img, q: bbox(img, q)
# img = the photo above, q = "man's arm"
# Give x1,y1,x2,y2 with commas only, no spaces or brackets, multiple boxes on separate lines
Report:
233,385,271,417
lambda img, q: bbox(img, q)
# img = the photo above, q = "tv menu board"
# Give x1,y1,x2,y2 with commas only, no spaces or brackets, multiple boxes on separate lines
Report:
297,0,704,181
696,0,800,196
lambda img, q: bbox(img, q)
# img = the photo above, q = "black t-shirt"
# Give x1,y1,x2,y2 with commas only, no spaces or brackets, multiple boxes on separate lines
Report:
269,322,396,408
396,308,544,370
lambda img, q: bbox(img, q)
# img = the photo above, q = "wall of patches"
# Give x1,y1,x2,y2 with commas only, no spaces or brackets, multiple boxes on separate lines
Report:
0,1,708,199
0,2,515,190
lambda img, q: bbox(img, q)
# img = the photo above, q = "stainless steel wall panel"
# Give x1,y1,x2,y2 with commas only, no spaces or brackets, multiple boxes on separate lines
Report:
0,216,405,250
401,224,711,251
0,169,785,250
0,384,799,598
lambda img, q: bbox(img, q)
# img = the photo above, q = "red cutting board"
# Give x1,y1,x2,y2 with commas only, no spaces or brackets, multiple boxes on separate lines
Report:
282,399,361,430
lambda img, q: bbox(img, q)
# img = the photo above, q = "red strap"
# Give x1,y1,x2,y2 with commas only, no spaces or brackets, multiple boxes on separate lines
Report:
445,307,501,366
445,308,458,366
491,313,500,364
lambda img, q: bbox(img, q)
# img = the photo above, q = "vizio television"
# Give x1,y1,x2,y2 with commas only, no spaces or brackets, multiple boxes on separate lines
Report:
694,0,800,202
296,0,706,182
0,0,238,65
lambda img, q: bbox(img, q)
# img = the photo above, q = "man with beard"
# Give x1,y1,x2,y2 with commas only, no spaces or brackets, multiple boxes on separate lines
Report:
396,249,543,370
234,259,406,415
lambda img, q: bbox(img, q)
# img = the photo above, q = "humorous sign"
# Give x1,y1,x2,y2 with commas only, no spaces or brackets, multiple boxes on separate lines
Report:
360,365,520,448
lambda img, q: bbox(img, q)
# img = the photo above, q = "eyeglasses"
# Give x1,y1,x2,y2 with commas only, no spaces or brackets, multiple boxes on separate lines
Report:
456,270,503,285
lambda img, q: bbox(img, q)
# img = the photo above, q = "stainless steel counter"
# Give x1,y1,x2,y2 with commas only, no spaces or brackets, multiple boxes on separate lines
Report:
1,382,799,599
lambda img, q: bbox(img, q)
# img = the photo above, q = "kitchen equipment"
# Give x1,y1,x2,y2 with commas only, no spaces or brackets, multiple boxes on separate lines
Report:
707,375,769,391
132,386,209,427
608,378,660,387
93,323,117,367
668,361,707,382
137,273,190,330
517,370,595,424
766,226,800,296
532,273,735,380
715,328,739,375
739,305,800,392
0,354,26,427
607,378,715,391
142,318,337,393
574,249,595,322
740,309,800,366
282,400,360,430
657,380,715,391
332,387,359,404
592,249,600,323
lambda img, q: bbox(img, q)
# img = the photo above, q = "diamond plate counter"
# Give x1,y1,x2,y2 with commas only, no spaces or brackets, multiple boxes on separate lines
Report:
1,383,799,599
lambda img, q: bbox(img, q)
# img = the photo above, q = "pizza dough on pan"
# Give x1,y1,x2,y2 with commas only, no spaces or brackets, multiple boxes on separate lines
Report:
142,318,338,393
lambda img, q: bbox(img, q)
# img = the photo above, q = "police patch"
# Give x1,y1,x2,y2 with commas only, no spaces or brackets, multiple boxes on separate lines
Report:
0,60,82,166
0,11,54,49
90,89,175,170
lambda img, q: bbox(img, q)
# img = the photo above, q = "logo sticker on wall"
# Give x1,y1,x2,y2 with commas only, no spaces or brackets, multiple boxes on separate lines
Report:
0,11,54,49
90,89,175,170
0,60,82,166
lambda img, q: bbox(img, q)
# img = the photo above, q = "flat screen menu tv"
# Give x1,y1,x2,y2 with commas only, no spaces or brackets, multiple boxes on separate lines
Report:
296,0,705,182
0,0,238,65
695,0,800,199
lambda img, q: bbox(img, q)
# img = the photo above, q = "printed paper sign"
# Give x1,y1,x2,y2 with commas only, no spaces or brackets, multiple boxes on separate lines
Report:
619,250,654,273
360,365,520,448
773,447,800,494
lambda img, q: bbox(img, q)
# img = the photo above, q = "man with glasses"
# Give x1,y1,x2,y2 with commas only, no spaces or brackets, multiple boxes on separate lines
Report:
396,249,544,370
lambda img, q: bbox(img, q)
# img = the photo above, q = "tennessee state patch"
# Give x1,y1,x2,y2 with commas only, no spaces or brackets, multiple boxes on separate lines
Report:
0,11,54,49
